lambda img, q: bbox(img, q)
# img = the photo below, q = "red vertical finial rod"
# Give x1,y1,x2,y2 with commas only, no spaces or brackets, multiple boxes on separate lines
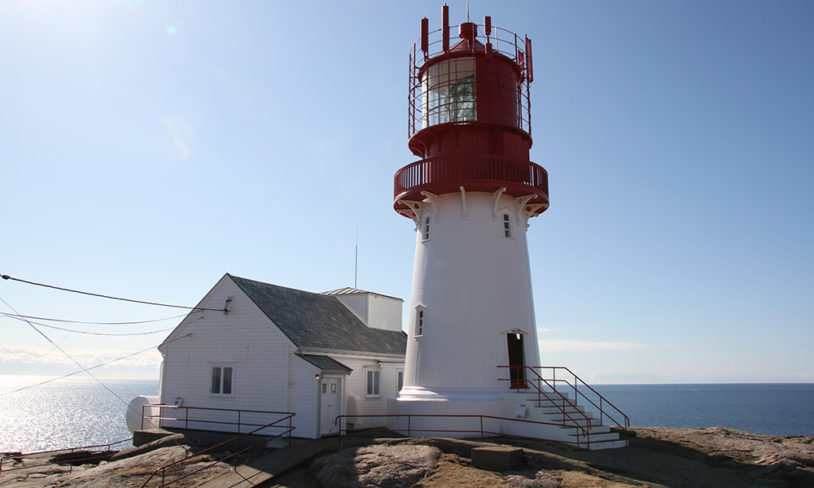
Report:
525,36,534,83
421,18,429,54
442,4,450,52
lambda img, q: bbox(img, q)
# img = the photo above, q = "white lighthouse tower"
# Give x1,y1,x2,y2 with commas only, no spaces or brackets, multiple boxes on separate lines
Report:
394,7,549,416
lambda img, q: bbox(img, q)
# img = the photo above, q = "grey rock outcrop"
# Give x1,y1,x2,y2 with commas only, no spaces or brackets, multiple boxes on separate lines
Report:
312,444,441,488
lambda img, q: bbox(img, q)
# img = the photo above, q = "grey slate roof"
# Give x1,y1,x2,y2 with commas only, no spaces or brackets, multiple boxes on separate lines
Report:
229,275,406,356
297,354,352,374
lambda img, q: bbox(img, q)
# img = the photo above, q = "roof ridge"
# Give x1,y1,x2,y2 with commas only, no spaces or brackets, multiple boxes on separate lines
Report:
229,274,323,297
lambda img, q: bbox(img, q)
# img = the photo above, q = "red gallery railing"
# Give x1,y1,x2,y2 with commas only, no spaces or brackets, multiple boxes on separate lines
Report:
394,154,549,209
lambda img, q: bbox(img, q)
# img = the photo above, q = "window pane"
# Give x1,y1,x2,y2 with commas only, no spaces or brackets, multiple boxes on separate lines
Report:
367,371,373,395
211,367,221,394
222,367,232,394
398,371,404,392
374,371,380,395
422,58,476,129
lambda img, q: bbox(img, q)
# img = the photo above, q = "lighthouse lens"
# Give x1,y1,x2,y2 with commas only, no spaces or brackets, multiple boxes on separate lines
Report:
422,57,476,128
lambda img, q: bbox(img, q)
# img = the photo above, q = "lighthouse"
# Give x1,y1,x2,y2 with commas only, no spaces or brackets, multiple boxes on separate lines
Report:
394,7,549,414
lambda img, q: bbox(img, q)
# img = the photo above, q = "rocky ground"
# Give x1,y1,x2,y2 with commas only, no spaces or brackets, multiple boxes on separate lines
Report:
1,427,812,487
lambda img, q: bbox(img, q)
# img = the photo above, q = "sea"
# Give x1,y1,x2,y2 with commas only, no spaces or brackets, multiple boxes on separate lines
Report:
1,377,813,453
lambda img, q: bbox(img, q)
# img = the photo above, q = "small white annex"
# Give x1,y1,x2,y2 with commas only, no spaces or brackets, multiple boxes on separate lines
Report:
156,273,406,439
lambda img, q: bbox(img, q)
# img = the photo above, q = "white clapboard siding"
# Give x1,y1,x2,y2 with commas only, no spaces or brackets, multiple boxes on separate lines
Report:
333,292,403,332
159,276,299,436
333,293,369,325
288,355,321,438
367,294,403,332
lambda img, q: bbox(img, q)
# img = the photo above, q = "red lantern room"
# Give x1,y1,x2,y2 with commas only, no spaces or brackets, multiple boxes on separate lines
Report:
394,6,549,219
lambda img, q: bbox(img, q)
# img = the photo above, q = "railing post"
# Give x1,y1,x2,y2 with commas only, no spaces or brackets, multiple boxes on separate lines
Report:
337,416,343,451
185,406,189,430
141,404,145,431
288,415,293,447
408,416,412,437
237,410,241,435
599,397,604,425
576,429,581,461
561,398,566,423
573,372,578,403
552,368,556,392
480,416,484,442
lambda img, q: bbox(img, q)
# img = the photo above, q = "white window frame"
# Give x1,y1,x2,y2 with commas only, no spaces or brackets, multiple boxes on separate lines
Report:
503,213,512,238
415,306,425,337
366,369,381,397
210,364,234,397
422,215,431,241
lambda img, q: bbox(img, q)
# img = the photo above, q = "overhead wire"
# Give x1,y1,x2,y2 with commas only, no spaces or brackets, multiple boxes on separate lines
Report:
1,273,224,312
0,311,188,326
1,315,174,336
0,295,145,415
0,333,192,397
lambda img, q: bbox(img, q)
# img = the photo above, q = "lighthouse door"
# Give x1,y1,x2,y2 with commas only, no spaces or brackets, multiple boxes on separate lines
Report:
507,333,527,389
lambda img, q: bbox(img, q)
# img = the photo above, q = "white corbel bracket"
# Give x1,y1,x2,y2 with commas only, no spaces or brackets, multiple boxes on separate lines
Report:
420,191,440,222
514,195,535,224
521,202,549,227
396,199,423,228
492,187,507,220
459,186,467,220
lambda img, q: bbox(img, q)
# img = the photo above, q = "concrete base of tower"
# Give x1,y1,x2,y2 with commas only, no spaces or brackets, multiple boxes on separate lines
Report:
397,386,508,402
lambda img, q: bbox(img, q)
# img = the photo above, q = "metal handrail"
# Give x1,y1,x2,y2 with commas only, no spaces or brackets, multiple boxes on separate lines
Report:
535,366,630,439
498,365,592,445
141,404,293,436
334,413,583,459
139,412,295,488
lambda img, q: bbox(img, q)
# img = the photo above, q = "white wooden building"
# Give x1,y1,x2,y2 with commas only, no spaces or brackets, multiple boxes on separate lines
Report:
156,273,406,439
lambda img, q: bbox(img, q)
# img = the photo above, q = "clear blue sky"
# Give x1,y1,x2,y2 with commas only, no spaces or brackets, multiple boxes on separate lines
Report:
1,0,812,383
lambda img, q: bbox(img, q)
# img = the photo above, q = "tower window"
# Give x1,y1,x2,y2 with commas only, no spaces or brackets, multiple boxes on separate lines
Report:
422,216,431,241
503,214,512,238
416,308,424,336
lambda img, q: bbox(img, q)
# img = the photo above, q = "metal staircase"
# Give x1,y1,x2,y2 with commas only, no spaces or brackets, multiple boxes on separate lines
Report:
499,366,629,450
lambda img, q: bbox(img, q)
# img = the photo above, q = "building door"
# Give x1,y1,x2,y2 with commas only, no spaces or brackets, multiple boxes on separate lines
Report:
320,377,341,436
507,333,527,389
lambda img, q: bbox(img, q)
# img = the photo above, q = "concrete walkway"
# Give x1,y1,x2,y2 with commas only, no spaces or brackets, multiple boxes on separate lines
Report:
198,438,333,488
